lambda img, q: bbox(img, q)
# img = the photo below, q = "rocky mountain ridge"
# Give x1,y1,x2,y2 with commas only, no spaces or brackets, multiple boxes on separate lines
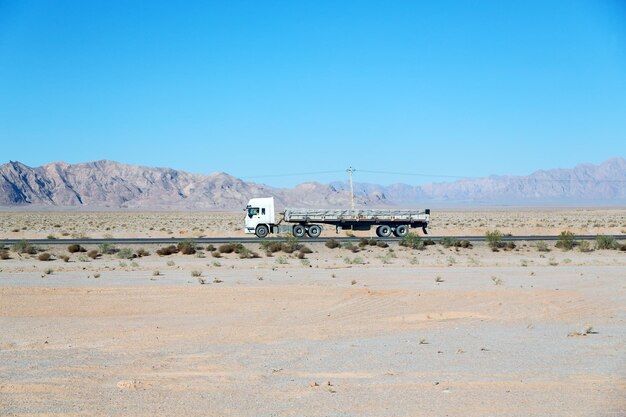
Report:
0,158,624,209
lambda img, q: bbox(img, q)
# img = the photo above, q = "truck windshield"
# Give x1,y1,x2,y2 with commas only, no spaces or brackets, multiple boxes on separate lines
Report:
247,207,259,217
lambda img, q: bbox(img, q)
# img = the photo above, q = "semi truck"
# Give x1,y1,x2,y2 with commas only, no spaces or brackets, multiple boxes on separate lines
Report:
244,197,430,238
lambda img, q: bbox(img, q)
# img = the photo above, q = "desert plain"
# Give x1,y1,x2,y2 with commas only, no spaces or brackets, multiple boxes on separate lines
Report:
1,209,625,416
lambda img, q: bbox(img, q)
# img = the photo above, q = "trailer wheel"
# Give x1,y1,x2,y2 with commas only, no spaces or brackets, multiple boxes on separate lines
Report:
394,225,409,237
376,225,392,238
307,225,321,238
255,224,269,238
293,224,306,238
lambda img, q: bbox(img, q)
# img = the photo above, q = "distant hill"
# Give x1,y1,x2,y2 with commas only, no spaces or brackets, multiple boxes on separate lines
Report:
0,158,624,209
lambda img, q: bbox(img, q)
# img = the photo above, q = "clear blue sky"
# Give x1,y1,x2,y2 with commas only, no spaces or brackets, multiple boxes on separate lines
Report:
1,0,625,187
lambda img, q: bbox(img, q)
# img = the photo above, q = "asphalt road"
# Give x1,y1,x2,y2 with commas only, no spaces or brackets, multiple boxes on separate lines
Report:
1,235,625,245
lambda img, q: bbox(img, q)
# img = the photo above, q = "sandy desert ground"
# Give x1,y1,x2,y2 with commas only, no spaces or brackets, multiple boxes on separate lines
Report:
1,208,625,239
1,230,625,416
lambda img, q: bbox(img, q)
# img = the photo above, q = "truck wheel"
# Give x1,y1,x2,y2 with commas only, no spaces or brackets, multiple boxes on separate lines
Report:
255,224,269,238
293,225,306,238
376,225,392,238
307,225,321,238
394,225,408,237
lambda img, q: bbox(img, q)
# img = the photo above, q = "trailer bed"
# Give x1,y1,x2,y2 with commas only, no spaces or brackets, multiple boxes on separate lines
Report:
283,208,430,223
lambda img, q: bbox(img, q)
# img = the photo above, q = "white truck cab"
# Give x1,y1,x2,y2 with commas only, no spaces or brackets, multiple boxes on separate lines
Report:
244,197,276,237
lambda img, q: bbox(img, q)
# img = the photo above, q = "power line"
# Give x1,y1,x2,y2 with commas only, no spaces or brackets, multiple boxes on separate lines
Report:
241,168,626,183
242,170,345,180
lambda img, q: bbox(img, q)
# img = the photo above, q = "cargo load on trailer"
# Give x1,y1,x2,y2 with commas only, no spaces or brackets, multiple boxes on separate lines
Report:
244,197,430,238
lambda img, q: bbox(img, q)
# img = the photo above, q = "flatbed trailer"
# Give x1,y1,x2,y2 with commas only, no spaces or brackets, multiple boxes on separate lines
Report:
244,197,430,238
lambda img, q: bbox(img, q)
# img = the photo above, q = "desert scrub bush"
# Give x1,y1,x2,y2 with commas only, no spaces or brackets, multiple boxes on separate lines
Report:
116,248,135,259
441,237,458,248
595,235,618,250
344,256,364,265
281,236,301,253
275,255,288,264
60,255,70,262
67,244,86,253
98,243,116,255
399,233,425,250
38,252,52,261
156,245,178,256
87,250,100,259
0,250,10,260
136,248,150,257
503,241,516,251
376,240,389,248
358,238,378,248
218,243,237,254
211,251,222,258
535,241,550,252
12,240,36,254
325,239,341,249
485,230,503,251
342,242,360,253
378,252,394,264
190,270,202,277
299,246,313,254
177,240,196,255
263,241,283,253
577,240,593,253
238,246,259,259
555,231,576,251
43,268,54,275
205,244,215,252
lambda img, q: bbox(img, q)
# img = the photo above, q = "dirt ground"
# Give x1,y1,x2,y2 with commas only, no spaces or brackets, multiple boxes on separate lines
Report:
1,236,625,416
1,208,625,239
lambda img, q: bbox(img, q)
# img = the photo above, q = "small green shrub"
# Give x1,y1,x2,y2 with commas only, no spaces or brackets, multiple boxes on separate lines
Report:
238,247,259,259
578,240,593,253
485,230,503,251
555,231,575,251
342,242,360,253
156,245,178,256
441,237,458,248
98,243,116,255
399,233,425,250
535,241,550,252
116,248,135,259
178,240,196,255
136,248,150,257
325,239,340,249
12,240,30,253
281,236,301,253
596,235,617,250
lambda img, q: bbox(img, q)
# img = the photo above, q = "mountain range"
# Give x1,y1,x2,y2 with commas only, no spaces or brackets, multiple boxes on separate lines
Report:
1,158,625,209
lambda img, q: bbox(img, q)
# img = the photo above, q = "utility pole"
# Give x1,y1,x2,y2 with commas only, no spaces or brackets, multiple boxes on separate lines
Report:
347,166,356,210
